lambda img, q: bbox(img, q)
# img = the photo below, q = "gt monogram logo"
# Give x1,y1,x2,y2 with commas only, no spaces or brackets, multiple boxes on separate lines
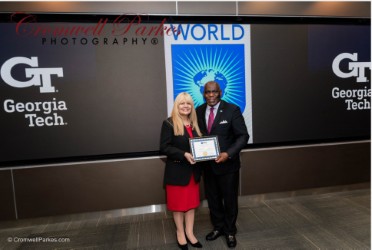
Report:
332,53,371,83
1,57,63,93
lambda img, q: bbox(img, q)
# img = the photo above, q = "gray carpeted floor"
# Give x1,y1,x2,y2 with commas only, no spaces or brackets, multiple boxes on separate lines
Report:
0,187,370,249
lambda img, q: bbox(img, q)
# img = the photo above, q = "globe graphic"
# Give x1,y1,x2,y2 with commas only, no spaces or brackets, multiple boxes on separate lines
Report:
193,69,228,97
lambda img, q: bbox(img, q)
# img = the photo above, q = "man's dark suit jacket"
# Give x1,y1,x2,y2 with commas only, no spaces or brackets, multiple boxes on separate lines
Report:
196,100,249,175
160,118,202,186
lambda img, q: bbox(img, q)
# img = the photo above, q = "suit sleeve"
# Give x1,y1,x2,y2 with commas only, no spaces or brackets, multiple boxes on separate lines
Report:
226,106,249,158
160,120,186,160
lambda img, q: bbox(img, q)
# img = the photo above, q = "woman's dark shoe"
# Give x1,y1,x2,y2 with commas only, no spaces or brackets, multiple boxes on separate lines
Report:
176,233,189,250
185,234,203,248
177,241,189,250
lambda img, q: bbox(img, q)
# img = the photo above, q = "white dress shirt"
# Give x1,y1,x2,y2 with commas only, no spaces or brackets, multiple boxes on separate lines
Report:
205,101,221,126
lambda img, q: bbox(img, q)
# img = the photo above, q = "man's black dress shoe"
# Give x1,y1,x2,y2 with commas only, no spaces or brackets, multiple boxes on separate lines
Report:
205,230,223,241
185,235,203,248
226,235,237,248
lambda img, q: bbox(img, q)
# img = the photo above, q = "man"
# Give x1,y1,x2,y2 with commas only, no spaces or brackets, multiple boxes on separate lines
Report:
196,81,249,248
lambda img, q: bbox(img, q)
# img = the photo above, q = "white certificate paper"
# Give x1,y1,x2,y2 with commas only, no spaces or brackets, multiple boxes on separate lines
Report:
189,136,220,162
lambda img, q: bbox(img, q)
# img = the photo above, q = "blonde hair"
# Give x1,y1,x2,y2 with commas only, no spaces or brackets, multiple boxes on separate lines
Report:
171,92,202,137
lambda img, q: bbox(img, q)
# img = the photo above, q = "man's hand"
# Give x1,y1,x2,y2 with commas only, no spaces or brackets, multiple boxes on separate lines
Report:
215,152,229,163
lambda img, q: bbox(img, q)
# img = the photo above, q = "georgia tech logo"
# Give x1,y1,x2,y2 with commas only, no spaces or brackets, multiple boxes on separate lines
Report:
332,53,371,83
1,56,63,93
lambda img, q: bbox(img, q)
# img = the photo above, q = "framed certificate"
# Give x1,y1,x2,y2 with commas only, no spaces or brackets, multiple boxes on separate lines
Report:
189,136,220,162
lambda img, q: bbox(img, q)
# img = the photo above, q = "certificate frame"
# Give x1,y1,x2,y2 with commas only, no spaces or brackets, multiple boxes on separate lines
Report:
189,136,220,162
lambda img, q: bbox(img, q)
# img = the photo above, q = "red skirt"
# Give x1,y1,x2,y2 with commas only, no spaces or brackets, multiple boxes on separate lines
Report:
166,174,200,212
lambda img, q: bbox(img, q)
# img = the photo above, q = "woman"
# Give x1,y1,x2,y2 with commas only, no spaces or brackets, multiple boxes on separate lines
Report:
160,92,203,250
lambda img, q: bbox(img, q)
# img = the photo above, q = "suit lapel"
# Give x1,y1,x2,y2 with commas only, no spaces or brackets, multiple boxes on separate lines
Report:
211,100,225,133
200,104,208,133
183,126,190,139
192,129,199,138
184,126,199,139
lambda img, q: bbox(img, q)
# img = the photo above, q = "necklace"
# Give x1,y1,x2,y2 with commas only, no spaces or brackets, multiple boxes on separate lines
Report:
181,116,191,127
183,120,191,127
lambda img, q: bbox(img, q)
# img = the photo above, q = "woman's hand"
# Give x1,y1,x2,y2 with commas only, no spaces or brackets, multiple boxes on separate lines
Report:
184,152,196,165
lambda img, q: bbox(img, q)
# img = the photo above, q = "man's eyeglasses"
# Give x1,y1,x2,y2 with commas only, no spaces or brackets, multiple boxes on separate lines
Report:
204,90,219,94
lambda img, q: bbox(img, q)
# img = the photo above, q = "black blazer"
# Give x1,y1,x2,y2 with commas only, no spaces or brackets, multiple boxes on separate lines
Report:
196,100,249,175
160,118,202,186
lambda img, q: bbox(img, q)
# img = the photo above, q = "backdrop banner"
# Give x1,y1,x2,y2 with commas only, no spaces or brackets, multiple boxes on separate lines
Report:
0,14,370,165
